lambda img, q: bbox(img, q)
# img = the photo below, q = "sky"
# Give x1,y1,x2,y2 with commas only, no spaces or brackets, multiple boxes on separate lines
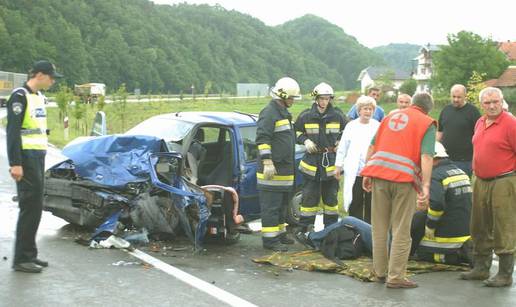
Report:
151,0,515,48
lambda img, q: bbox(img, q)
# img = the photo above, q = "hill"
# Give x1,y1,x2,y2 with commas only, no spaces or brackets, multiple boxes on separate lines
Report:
278,15,383,90
373,43,420,73
0,0,381,93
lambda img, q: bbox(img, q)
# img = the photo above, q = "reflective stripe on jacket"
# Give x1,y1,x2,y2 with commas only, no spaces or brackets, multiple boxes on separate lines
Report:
255,100,296,191
418,159,472,255
16,87,48,150
294,103,347,180
360,106,435,184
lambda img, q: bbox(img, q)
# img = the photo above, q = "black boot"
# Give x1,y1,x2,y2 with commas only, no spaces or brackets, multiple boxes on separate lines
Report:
279,232,295,245
13,262,42,273
263,238,288,252
484,254,514,287
33,258,49,267
460,254,492,280
294,231,314,249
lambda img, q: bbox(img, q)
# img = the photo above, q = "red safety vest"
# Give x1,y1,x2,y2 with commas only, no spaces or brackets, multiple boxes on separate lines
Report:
361,106,435,185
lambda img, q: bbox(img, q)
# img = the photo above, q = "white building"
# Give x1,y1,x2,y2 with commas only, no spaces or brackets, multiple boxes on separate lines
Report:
357,66,411,94
236,83,269,97
412,44,440,93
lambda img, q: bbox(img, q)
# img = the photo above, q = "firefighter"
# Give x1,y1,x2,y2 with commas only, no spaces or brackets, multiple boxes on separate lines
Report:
411,142,473,265
256,77,300,251
294,82,347,231
7,60,62,273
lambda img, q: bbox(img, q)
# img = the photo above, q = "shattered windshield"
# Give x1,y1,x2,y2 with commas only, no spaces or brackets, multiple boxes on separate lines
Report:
125,117,195,142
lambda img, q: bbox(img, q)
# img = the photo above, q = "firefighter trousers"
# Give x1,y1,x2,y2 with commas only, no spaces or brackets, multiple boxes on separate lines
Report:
259,190,291,245
299,177,339,229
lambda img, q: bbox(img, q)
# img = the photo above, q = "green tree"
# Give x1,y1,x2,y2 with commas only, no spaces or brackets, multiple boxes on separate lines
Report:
71,101,85,133
96,95,106,111
373,71,396,103
399,79,417,96
204,81,212,98
432,31,509,91
373,43,420,72
0,1,391,93
54,84,73,121
113,83,128,132
466,71,486,107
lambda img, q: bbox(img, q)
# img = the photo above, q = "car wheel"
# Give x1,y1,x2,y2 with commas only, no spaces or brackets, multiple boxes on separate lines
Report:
287,189,303,226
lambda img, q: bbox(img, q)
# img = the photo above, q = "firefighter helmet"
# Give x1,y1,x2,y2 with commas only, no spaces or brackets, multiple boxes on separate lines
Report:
271,77,301,100
311,82,334,98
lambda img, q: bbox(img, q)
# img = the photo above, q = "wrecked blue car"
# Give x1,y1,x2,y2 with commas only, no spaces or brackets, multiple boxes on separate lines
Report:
44,135,222,248
44,111,305,247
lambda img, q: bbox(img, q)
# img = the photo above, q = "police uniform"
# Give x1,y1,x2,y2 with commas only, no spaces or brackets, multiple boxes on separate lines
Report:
412,159,472,265
294,103,347,228
7,84,48,267
256,99,296,247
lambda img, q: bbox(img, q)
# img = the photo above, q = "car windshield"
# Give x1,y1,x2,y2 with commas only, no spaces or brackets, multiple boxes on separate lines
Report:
125,117,195,142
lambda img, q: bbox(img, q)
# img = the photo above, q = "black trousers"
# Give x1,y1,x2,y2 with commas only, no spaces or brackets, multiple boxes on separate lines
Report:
299,177,339,228
410,210,472,265
14,152,45,264
259,190,291,244
410,210,426,256
348,176,372,223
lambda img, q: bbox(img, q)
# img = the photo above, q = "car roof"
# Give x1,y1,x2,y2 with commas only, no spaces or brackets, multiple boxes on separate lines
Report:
151,111,257,126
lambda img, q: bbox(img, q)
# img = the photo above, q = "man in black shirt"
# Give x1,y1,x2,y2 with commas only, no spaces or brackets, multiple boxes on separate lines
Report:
436,84,481,177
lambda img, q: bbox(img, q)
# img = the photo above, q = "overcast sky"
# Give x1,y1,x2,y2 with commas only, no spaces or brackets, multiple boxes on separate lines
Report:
151,0,514,48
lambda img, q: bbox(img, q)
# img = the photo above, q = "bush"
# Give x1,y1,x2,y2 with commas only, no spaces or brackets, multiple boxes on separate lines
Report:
502,88,516,105
345,91,361,104
399,79,417,96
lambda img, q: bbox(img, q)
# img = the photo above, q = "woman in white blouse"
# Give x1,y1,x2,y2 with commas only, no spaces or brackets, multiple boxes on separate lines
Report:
335,96,380,223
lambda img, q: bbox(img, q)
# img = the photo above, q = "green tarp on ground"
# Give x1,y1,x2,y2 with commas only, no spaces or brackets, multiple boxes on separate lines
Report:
253,250,469,282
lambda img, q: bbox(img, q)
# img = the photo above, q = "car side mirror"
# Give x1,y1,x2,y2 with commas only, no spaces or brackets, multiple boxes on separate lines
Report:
91,111,107,136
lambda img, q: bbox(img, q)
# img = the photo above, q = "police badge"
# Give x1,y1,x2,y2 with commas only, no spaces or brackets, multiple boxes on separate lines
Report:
12,102,23,115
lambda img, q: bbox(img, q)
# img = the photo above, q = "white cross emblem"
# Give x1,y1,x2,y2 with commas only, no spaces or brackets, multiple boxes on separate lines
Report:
388,113,409,131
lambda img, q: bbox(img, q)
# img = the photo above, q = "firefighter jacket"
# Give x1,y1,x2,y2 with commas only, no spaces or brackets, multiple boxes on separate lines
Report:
360,106,436,186
255,100,296,192
418,159,472,255
294,103,347,180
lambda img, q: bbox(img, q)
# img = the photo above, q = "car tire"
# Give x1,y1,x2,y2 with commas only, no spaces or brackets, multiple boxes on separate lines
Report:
287,189,303,226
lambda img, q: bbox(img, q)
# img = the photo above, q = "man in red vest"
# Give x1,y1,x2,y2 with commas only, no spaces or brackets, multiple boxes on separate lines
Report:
361,92,436,289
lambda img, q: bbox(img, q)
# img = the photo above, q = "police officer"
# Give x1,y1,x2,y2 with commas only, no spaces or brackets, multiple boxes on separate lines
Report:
7,60,62,273
256,77,300,251
294,83,347,231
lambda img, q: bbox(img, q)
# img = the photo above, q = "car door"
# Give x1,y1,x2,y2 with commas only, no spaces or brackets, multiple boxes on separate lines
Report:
234,124,260,219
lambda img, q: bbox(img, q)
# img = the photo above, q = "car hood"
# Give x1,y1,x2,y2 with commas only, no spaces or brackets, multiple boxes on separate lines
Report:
60,135,167,189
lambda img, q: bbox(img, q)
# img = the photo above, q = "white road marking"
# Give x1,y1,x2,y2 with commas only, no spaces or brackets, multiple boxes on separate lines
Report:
127,249,258,307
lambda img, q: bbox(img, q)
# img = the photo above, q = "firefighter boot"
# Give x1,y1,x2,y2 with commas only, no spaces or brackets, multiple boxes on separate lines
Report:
460,254,492,280
279,232,295,245
263,238,288,252
484,254,514,287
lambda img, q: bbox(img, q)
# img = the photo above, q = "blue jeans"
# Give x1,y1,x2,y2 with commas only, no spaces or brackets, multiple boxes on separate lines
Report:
308,216,373,254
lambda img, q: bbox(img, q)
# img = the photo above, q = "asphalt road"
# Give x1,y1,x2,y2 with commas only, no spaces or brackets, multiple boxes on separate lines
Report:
1,108,515,307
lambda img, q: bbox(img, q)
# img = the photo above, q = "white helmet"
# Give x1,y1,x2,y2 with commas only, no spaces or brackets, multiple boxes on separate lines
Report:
434,141,448,158
271,77,301,100
312,82,334,98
